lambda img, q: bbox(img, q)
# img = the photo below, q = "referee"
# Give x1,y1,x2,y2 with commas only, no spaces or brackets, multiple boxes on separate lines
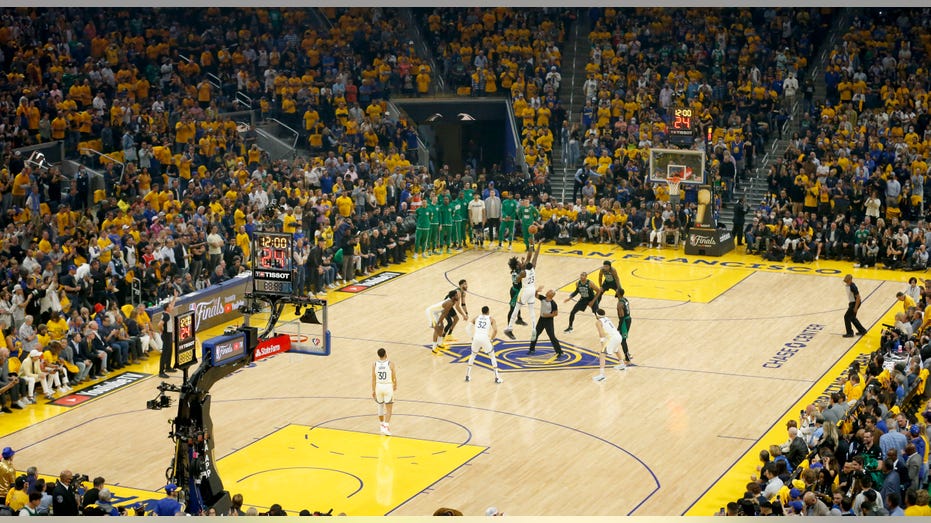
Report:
842,274,868,338
527,288,564,358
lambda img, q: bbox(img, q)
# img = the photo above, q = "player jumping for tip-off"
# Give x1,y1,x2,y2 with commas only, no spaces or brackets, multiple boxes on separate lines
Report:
504,242,541,341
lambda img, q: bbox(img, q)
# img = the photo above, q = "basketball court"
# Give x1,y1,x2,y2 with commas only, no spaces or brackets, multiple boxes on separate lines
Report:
0,238,902,516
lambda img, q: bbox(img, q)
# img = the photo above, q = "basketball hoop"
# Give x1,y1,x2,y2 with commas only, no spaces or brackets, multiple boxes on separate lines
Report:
667,176,682,197
666,176,682,207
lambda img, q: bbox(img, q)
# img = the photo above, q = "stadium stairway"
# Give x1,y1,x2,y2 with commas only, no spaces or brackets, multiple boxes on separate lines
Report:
717,8,851,231
549,9,588,203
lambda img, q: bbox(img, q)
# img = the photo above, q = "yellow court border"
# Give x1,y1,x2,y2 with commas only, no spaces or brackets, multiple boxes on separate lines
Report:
541,243,889,304
216,424,487,515
684,299,899,515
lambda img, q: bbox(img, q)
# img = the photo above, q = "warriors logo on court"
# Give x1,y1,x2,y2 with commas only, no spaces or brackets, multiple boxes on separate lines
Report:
428,340,627,372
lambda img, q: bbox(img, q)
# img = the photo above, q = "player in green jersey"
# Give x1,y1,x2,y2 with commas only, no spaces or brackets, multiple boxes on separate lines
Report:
414,202,433,258
516,197,542,252
438,194,452,254
499,192,518,249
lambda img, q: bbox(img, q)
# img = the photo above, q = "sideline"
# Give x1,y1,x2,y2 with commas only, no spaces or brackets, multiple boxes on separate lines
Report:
683,298,899,515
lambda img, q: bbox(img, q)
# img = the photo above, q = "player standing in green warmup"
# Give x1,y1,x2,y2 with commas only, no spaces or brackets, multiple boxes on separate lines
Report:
499,191,518,250
414,200,433,259
516,197,542,252
449,193,465,250
460,185,475,246
427,194,441,254
438,194,452,254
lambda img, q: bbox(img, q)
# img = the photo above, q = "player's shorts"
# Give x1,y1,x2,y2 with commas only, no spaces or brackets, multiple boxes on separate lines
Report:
374,383,393,404
603,334,624,355
602,280,619,294
471,335,493,354
519,288,536,305
426,303,444,327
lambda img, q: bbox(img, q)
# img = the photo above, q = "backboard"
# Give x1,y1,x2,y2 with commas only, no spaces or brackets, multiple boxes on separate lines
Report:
649,148,706,185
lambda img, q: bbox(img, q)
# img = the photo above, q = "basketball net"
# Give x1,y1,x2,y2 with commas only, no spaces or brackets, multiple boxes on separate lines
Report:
668,176,682,206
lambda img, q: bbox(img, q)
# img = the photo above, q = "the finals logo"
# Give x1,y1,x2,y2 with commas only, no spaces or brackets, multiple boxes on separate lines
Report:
430,339,626,372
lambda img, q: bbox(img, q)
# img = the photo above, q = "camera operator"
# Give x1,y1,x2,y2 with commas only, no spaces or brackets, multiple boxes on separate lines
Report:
880,326,904,354
894,313,914,338
81,476,105,509
51,470,81,516
554,218,572,246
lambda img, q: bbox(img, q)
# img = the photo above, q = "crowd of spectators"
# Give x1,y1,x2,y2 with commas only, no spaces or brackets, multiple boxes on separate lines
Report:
741,9,931,274
566,7,829,226
0,464,334,516
418,7,573,187
714,10,931,514
721,282,931,516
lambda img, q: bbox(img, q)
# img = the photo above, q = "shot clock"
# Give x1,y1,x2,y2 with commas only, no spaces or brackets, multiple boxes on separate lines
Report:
174,310,197,370
252,232,294,295
669,107,695,146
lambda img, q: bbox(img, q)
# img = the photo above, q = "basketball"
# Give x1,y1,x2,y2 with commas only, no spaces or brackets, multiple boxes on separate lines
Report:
529,224,539,234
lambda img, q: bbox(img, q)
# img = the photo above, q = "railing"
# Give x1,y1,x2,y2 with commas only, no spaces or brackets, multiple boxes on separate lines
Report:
60,160,106,209
242,122,297,161
504,97,528,177
386,101,430,169
313,7,336,31
79,147,125,185
267,118,300,150
14,141,64,167
236,121,256,139
236,91,252,110
207,72,222,91
401,8,445,94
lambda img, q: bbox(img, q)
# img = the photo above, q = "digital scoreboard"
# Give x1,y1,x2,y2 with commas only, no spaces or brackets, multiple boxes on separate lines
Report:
252,231,294,295
669,107,695,147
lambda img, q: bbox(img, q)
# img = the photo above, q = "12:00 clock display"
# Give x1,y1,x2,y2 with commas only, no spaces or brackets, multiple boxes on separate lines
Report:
252,232,294,295
670,107,693,135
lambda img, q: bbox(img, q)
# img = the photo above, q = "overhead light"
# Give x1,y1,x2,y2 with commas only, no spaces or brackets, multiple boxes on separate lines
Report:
457,113,475,121
426,113,443,122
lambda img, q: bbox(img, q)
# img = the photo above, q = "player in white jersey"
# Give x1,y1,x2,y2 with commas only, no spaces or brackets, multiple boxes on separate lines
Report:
465,305,502,384
504,242,541,341
431,290,460,353
426,286,465,330
443,279,470,341
425,299,446,328
372,348,397,435
467,192,487,249
592,308,626,382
